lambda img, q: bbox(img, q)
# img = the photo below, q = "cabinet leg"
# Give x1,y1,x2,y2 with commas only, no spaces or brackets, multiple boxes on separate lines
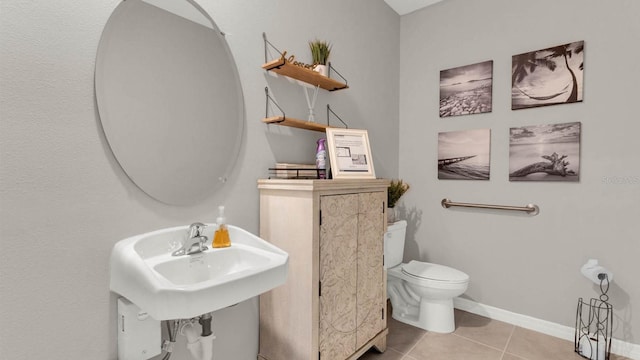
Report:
371,333,387,353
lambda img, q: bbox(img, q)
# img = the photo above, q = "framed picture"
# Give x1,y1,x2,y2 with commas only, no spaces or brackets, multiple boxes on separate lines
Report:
325,128,376,179
440,60,493,118
509,122,581,181
512,40,584,110
438,128,491,180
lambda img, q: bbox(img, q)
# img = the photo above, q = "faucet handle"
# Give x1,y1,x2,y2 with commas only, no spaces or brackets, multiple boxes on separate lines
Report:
188,222,206,238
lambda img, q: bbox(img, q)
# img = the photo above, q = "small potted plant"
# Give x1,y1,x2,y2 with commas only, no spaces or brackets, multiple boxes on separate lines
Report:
309,39,332,76
387,179,410,224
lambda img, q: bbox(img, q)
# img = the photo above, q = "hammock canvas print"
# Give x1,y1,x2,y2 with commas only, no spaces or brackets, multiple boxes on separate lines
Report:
511,41,584,110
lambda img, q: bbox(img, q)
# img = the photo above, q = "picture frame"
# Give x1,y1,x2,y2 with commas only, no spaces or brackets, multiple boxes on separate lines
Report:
509,122,581,181
511,40,584,110
438,128,491,180
325,128,376,179
439,60,493,118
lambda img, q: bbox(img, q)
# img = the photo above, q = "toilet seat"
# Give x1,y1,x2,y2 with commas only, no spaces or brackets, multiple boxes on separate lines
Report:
401,260,469,284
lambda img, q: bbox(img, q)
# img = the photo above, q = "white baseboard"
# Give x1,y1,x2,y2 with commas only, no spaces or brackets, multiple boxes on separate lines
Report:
454,297,640,360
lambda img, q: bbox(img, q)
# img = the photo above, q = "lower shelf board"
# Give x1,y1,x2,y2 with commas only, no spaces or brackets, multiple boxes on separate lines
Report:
262,116,332,132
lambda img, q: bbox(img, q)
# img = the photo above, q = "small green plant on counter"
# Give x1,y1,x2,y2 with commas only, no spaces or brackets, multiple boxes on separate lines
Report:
388,179,410,208
309,39,332,65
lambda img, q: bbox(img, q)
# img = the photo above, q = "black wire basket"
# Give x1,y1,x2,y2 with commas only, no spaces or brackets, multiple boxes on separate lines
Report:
574,276,613,360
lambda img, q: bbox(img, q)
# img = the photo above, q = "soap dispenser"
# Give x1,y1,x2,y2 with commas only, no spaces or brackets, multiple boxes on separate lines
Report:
212,205,231,248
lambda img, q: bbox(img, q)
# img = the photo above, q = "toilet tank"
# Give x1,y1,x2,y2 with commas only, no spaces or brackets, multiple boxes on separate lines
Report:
384,220,407,269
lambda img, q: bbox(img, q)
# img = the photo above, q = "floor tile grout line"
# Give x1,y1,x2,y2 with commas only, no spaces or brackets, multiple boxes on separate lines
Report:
400,331,429,357
452,332,508,354
500,325,518,360
452,310,519,356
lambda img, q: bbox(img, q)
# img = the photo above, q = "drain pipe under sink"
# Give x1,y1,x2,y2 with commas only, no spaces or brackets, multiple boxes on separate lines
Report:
199,313,215,360
180,314,216,360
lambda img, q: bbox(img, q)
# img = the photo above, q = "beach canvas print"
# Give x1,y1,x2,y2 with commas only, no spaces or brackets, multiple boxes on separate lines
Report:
438,129,491,180
439,60,493,118
512,41,584,110
509,122,581,181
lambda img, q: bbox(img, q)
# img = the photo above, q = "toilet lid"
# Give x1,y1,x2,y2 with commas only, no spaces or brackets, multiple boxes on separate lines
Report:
402,260,469,283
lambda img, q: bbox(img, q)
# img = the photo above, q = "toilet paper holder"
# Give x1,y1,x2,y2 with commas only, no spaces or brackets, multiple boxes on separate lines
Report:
580,259,613,285
575,260,613,360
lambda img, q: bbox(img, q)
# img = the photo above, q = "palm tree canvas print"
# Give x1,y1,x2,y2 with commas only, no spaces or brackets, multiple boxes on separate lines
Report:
438,129,491,180
509,122,580,181
440,60,493,117
512,41,584,110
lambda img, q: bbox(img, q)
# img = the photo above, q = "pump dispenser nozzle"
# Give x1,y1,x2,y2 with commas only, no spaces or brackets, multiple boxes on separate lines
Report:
216,206,226,225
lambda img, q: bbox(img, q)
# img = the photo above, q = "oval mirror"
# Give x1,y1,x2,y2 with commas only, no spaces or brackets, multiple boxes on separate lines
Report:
95,0,244,205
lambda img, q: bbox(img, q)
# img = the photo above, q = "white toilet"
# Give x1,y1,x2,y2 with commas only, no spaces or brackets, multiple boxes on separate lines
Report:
384,220,469,333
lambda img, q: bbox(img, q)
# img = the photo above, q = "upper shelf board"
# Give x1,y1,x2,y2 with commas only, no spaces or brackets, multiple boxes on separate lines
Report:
262,58,348,91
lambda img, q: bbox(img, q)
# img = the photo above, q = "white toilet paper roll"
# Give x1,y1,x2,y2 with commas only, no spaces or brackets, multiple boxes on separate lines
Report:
581,259,613,284
579,334,606,360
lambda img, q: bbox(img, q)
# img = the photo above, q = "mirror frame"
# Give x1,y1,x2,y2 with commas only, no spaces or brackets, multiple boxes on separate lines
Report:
95,0,245,205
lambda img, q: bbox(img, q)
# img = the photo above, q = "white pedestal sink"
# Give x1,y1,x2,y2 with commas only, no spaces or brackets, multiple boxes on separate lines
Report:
110,224,288,320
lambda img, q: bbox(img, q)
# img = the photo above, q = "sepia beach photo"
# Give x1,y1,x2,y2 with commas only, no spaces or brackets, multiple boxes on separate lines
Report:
440,60,493,118
438,128,491,180
509,122,581,181
512,41,584,110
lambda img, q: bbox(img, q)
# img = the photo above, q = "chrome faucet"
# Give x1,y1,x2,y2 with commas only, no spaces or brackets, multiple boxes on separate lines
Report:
172,222,208,256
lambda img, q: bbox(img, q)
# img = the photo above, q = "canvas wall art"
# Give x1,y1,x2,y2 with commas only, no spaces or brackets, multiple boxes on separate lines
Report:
438,128,491,180
512,41,584,110
439,60,493,118
509,122,581,181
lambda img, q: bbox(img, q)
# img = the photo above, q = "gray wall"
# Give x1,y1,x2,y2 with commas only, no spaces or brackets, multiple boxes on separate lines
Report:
399,0,640,345
0,0,399,358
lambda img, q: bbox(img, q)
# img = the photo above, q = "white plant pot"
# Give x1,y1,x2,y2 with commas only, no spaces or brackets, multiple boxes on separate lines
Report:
313,64,328,77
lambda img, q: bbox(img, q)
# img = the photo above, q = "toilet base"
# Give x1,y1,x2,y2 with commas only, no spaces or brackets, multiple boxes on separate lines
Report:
386,263,467,334
391,298,455,333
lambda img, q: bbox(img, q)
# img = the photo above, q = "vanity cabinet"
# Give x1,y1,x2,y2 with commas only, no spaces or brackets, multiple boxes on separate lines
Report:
258,179,389,360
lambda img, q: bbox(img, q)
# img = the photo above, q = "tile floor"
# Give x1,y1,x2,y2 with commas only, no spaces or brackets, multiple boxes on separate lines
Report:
359,308,631,360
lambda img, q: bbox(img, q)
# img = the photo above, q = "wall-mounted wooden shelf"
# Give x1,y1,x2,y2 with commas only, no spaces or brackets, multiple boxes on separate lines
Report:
262,58,348,91
262,116,332,132
261,33,348,132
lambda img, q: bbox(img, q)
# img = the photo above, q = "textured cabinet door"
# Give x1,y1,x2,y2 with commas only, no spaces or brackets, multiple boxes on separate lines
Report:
319,192,385,359
319,194,358,359
356,191,385,349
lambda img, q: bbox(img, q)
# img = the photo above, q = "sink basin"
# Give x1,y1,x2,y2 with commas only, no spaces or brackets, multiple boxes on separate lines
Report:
110,224,288,320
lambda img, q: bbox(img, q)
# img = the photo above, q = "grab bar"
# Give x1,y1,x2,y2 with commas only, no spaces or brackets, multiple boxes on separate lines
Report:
441,198,539,215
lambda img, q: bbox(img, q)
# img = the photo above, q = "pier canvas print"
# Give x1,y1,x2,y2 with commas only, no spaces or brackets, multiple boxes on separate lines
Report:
512,41,584,110
438,129,491,180
509,122,580,181
439,60,493,117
